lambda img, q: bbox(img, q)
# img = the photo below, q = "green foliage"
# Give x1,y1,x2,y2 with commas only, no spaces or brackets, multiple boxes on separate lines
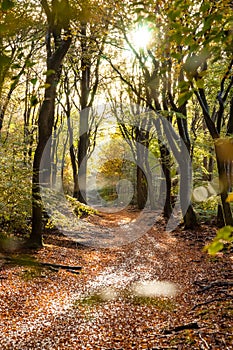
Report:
126,294,176,310
21,266,46,281
74,293,106,307
0,53,11,70
205,225,233,255
43,69,56,76
0,138,32,235
1,0,15,11
30,77,37,85
74,288,176,311
97,185,118,202
66,195,97,218
193,194,219,222
2,254,53,280
43,192,97,230
178,90,193,107
30,94,39,106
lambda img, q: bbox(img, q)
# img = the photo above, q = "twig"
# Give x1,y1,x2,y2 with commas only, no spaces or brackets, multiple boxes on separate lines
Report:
150,347,178,349
192,295,233,310
47,266,81,275
162,322,199,334
199,333,211,349
38,261,82,271
196,281,233,293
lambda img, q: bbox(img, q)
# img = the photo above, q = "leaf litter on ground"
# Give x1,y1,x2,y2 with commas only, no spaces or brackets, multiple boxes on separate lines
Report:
0,209,232,349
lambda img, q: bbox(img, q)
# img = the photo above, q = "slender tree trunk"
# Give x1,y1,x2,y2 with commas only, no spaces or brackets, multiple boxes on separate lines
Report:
77,109,89,203
136,165,147,209
155,119,172,219
67,114,79,198
70,145,79,197
63,75,79,198
145,155,156,209
77,21,90,204
180,165,197,229
177,104,197,227
159,144,172,219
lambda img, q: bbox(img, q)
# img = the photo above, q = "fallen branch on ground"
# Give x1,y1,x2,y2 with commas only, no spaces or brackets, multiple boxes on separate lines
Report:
192,295,233,310
162,322,199,334
195,280,233,293
2,256,82,274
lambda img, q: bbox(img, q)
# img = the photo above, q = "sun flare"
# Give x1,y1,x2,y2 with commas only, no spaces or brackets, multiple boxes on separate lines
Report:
131,25,151,50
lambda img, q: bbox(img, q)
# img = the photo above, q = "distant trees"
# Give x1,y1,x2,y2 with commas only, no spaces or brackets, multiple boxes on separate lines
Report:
73,1,109,203
105,0,198,226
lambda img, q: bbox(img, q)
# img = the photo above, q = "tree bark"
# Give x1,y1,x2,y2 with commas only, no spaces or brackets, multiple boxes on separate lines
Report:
136,165,147,209
30,0,72,246
76,21,91,204
194,86,233,226
159,143,172,219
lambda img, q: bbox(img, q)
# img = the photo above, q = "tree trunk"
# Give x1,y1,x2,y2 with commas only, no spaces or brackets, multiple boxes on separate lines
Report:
136,165,147,209
159,143,172,219
64,76,79,198
30,0,72,246
176,104,197,227
184,205,197,229
30,75,57,246
153,115,173,219
145,155,156,209
216,154,233,226
77,21,91,204
77,110,89,203
194,87,233,225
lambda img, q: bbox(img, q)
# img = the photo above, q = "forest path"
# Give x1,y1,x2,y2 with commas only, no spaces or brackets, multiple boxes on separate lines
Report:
0,210,232,349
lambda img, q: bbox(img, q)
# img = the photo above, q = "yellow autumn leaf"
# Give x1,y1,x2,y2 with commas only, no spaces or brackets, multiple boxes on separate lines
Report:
226,192,233,202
